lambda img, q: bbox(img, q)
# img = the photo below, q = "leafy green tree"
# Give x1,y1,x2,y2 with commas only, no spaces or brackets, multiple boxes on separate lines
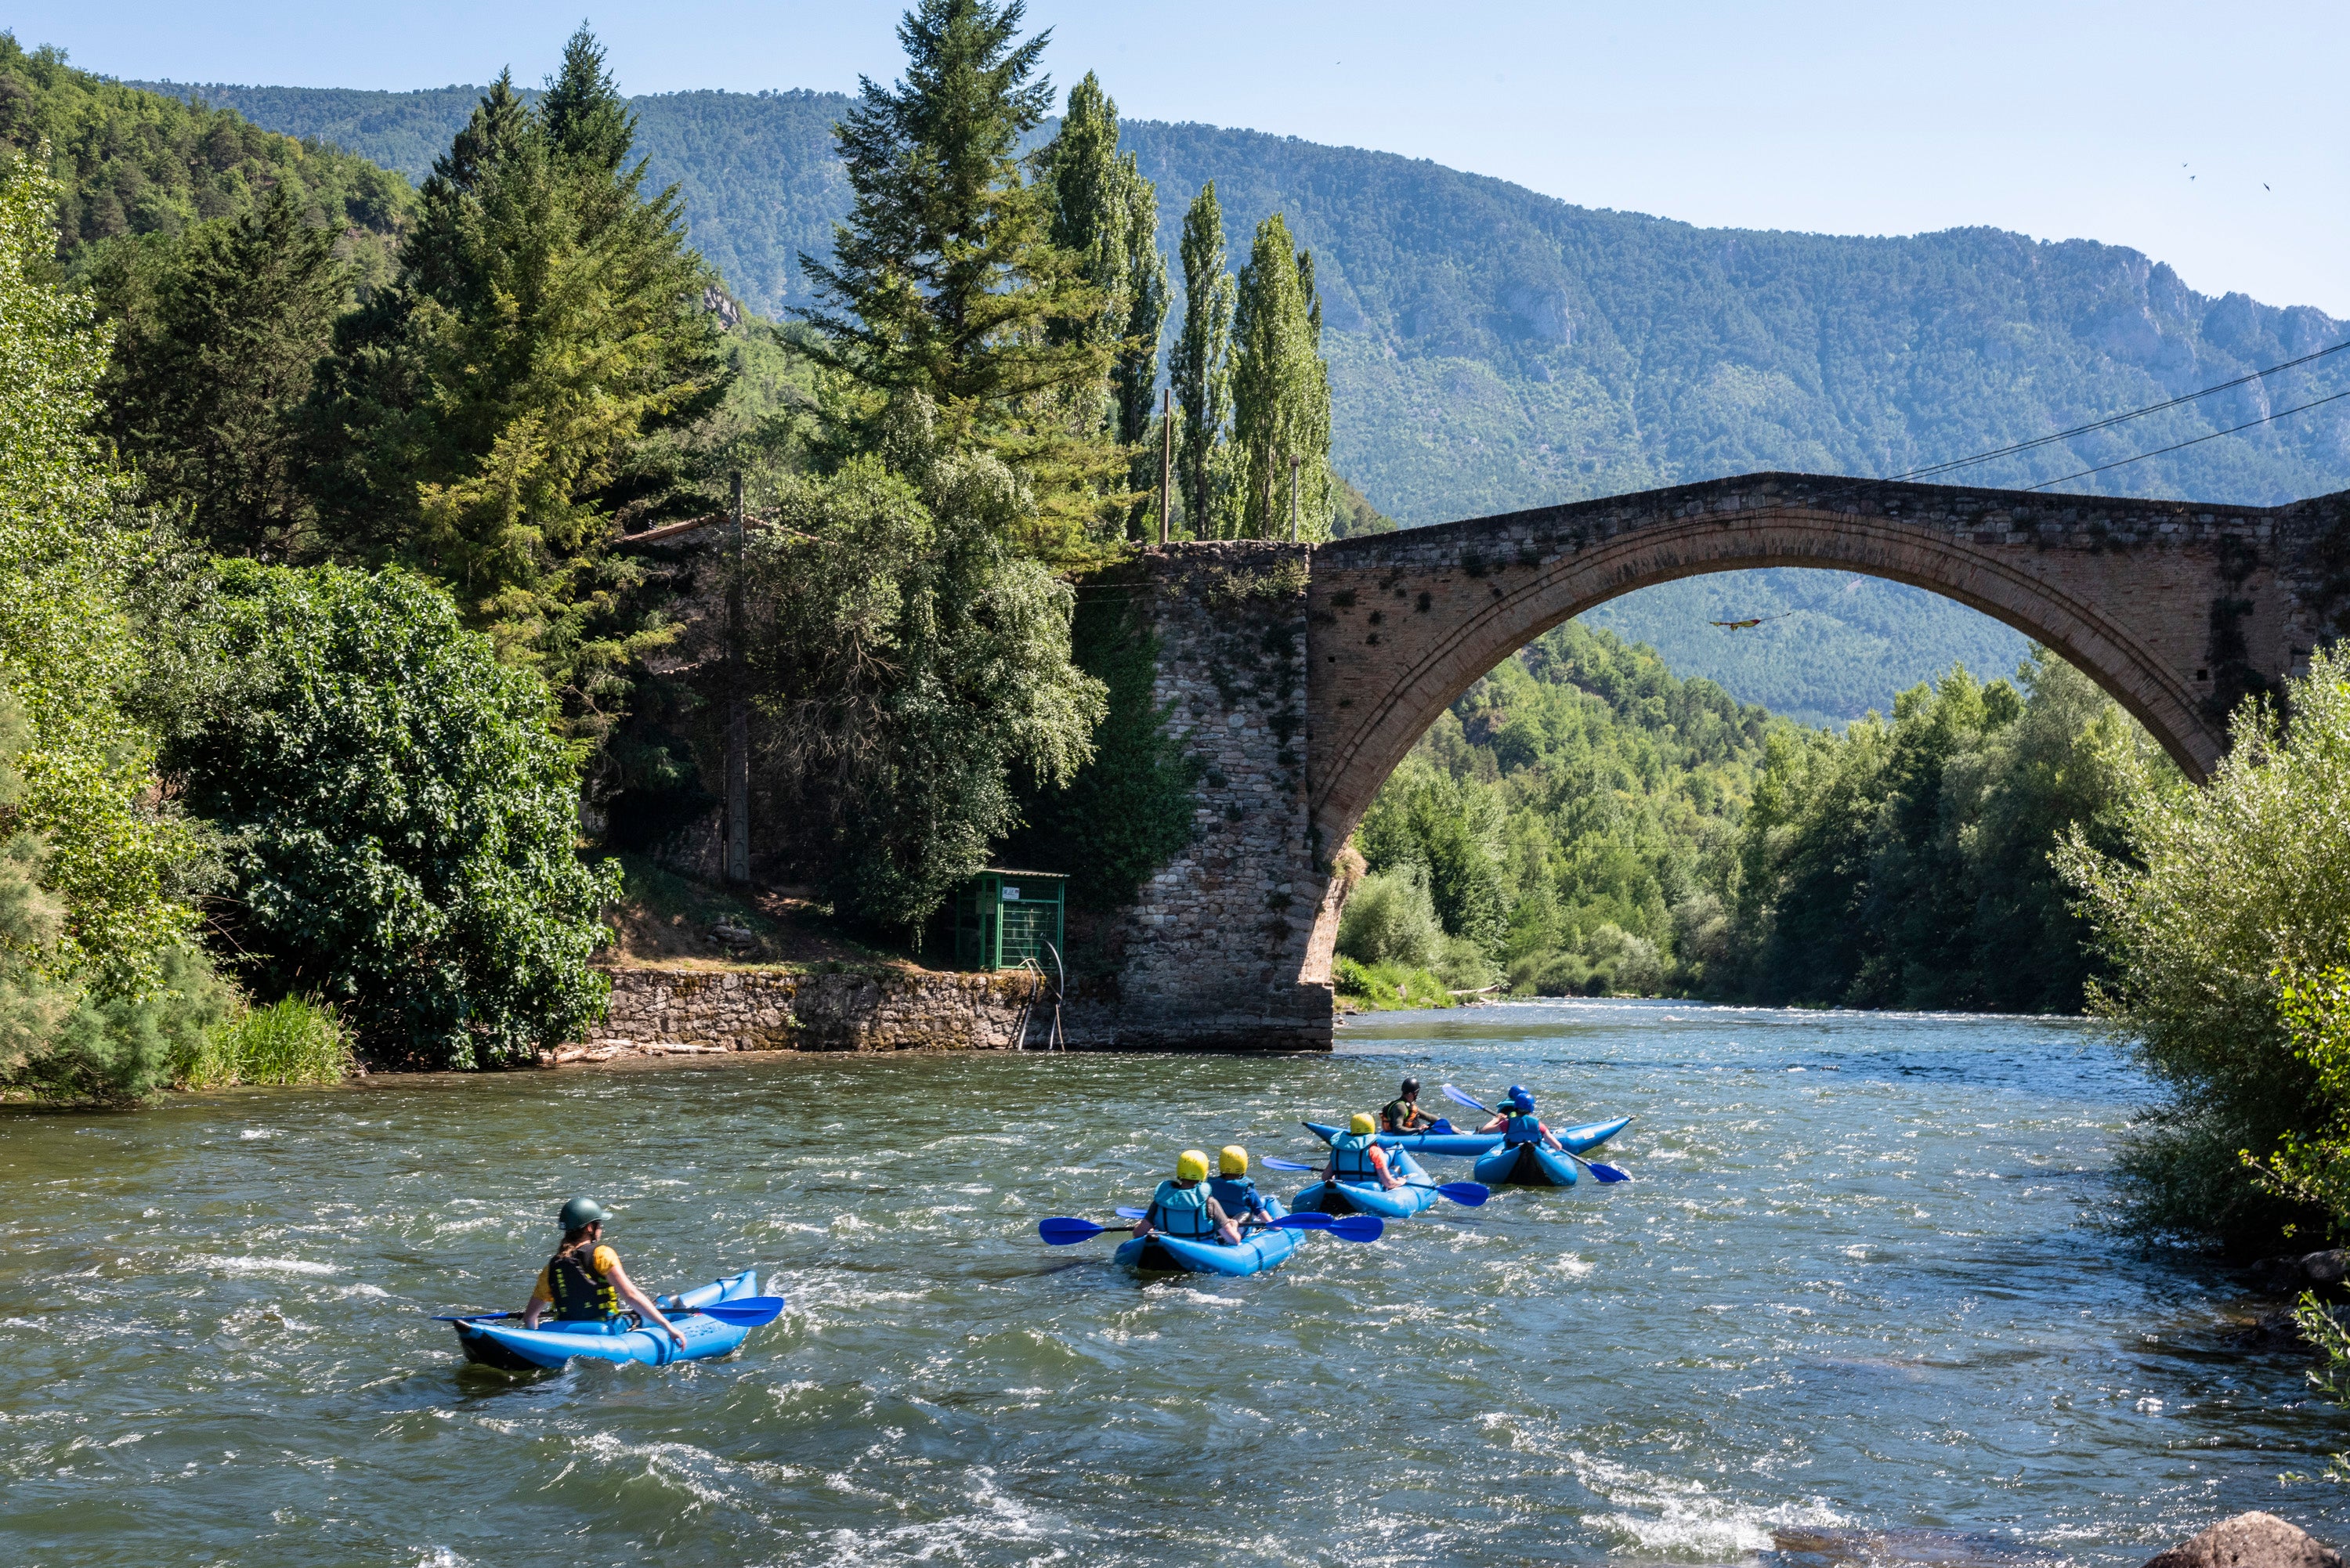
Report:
740,400,1105,934
167,560,620,1070
2057,647,2350,1249
798,0,1115,559
1231,212,1331,538
0,146,230,1101
108,183,346,558
308,31,727,727
1170,181,1235,538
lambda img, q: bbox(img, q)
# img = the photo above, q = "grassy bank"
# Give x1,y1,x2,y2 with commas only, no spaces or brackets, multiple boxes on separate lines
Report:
179,998,354,1088
1334,956,1457,1011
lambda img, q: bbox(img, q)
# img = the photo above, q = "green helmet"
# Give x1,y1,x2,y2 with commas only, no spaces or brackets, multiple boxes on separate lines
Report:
559,1196,612,1231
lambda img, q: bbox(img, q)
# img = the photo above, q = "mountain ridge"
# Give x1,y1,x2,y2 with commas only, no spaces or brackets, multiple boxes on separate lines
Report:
114,77,2350,723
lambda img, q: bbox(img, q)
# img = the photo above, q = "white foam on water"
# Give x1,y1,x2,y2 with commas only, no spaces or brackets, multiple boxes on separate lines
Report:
411,1550,469,1568
195,1255,336,1277
1571,1451,1845,1561
240,1129,277,1140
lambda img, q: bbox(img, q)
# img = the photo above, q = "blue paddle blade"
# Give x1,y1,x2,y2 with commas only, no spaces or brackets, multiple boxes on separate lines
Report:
693,1297,786,1327
1585,1162,1632,1183
1325,1215,1384,1242
1437,1181,1491,1206
1261,1155,1318,1172
1268,1212,1333,1230
1430,1118,1456,1133
1115,1205,1148,1220
1038,1216,1110,1245
1439,1082,1488,1113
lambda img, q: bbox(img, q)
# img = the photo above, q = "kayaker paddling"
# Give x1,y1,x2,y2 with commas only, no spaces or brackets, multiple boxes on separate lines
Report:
1206,1146,1274,1229
1133,1149,1246,1246
1474,1086,1569,1154
522,1197,684,1349
1380,1077,1439,1134
1324,1112,1406,1190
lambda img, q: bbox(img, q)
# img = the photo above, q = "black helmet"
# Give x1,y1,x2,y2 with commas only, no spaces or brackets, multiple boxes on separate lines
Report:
1401,1077,1421,1093
559,1196,612,1231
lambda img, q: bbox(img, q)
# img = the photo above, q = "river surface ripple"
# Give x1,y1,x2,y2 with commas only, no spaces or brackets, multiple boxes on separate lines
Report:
2,999,2344,1566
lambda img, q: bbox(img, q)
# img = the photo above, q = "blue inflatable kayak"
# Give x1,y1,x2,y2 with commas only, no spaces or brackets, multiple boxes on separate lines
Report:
1307,1114,1630,1159
1474,1142,1582,1187
1292,1147,1445,1219
1303,1120,1499,1157
1114,1198,1302,1277
448,1269,762,1371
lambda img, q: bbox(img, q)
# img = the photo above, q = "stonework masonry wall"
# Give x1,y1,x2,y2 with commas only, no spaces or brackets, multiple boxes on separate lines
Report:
1064,544,1335,1051
601,966,1048,1052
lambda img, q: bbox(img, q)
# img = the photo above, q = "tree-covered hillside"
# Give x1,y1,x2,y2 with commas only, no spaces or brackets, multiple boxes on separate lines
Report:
3,39,409,271
130,76,2347,721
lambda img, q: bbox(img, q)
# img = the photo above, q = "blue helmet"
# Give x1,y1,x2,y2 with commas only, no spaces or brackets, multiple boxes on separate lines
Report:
1508,1087,1535,1113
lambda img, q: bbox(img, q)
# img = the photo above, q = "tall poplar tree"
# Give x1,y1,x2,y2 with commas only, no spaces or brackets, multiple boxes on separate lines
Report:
306,28,727,727
109,183,347,560
1169,181,1235,538
1231,211,1332,540
1040,72,1169,537
799,0,1115,557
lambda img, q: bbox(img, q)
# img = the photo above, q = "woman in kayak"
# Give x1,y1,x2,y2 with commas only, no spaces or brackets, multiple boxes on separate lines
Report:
1132,1150,1246,1246
1475,1086,1568,1153
1380,1077,1440,1134
522,1196,684,1347
1206,1146,1273,1228
1324,1113,1406,1190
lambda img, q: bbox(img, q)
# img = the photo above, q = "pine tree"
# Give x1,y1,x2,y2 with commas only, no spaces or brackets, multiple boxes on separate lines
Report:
1170,181,1235,538
797,0,1115,558
109,183,347,560
306,31,728,728
1231,211,1332,540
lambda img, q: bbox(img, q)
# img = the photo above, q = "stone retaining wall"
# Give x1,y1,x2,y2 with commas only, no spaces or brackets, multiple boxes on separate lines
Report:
599,966,1048,1053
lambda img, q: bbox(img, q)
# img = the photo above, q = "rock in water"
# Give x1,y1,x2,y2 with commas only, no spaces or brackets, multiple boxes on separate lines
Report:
2143,1513,2343,1568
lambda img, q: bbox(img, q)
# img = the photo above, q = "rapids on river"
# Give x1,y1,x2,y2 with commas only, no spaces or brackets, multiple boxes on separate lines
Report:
2,999,2344,1566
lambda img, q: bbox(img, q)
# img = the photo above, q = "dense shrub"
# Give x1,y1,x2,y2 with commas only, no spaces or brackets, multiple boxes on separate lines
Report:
168,562,620,1069
1336,869,1443,971
2056,649,2350,1250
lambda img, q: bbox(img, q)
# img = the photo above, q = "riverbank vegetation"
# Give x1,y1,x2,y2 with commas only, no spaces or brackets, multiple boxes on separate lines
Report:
0,3,1350,1098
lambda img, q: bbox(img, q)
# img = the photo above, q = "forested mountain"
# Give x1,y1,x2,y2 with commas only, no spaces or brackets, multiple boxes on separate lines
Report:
3,40,409,274
134,76,2343,721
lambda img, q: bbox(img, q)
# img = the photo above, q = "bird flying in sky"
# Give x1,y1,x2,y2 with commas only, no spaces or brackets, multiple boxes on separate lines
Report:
1708,612,1795,630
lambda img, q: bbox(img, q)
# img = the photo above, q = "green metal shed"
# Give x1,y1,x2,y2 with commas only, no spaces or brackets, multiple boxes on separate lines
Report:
952,869,1068,972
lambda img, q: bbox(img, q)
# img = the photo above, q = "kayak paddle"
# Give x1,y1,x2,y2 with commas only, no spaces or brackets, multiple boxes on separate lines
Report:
685,1297,787,1327
1263,1153,1488,1205
1039,1212,1383,1245
1438,1083,1633,1183
1039,1216,1127,1244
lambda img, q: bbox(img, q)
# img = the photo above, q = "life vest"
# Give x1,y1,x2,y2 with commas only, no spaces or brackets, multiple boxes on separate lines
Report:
1502,1112,1546,1147
1147,1179,1217,1240
544,1245,622,1322
1207,1174,1265,1218
1330,1130,1383,1180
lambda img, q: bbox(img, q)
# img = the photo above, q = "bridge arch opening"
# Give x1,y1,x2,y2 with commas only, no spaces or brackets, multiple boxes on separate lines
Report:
1299,481,2271,988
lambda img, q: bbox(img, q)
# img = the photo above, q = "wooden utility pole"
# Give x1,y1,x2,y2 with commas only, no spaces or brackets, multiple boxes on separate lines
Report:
725,471,750,887
1289,454,1300,542
1159,386,1173,544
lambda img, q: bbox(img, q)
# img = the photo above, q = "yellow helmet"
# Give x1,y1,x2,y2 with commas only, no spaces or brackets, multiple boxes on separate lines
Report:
1349,1112,1377,1136
1219,1145,1249,1176
1176,1148,1211,1182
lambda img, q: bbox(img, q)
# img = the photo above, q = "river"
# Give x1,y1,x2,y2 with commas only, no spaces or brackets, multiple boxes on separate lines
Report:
2,999,2343,1566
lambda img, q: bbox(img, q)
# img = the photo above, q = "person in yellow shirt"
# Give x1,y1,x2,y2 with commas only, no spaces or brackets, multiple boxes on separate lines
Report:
521,1197,683,1347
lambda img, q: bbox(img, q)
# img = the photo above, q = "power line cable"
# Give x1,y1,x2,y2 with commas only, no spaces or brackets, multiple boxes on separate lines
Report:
2022,387,2350,493
1889,338,2350,482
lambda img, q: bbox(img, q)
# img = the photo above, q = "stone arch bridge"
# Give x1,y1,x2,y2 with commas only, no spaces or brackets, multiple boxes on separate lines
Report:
1062,471,2350,1051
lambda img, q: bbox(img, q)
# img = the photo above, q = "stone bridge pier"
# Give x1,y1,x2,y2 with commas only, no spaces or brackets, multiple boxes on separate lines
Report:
1065,472,2350,1052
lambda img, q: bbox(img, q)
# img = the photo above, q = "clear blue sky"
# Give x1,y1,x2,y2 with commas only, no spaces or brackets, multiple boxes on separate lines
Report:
14,0,2347,316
